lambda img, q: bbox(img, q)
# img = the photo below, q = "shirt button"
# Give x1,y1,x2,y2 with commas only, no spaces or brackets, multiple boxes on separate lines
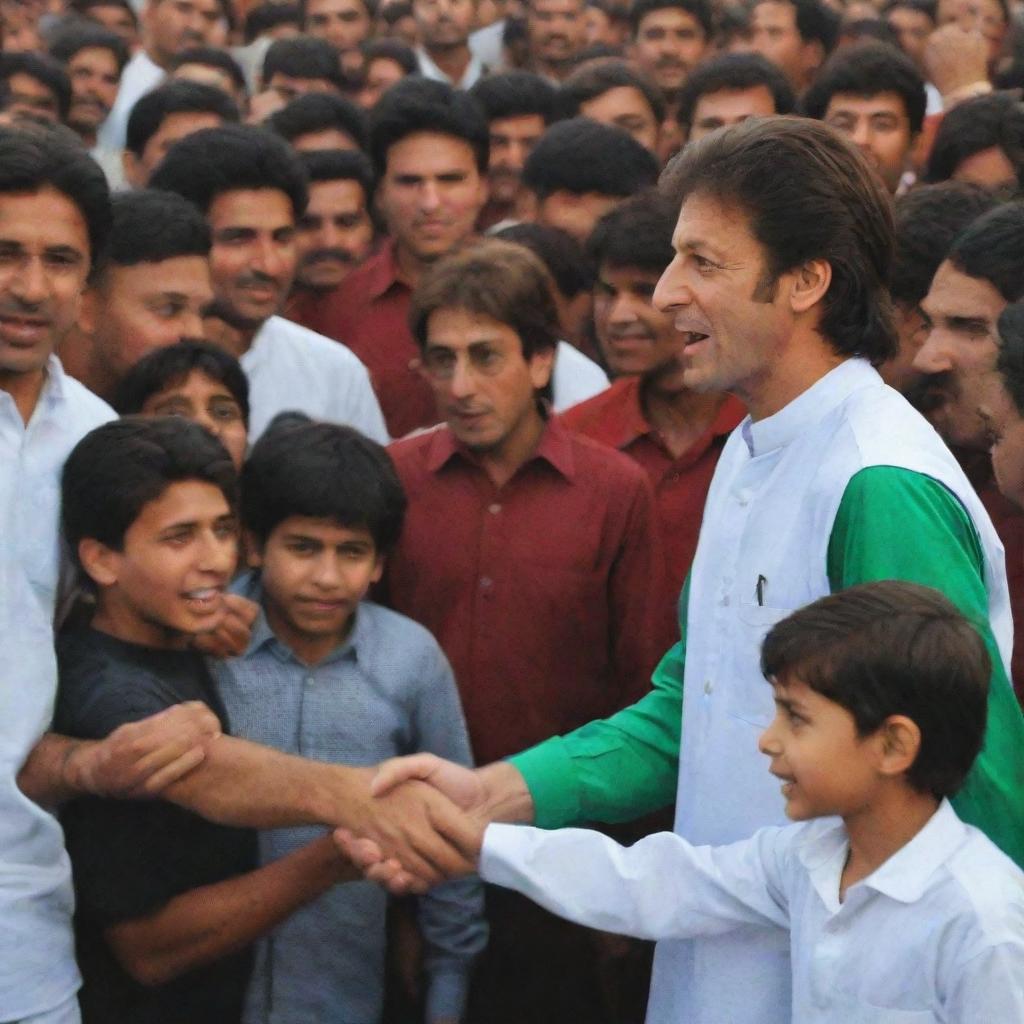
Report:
703,679,713,695
304,675,315,687
480,576,492,589
488,503,502,514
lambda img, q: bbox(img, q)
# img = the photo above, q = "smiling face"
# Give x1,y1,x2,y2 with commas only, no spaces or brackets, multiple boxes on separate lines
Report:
0,187,90,396
253,516,381,664
206,188,297,331
652,192,793,408
758,673,883,821
86,478,238,648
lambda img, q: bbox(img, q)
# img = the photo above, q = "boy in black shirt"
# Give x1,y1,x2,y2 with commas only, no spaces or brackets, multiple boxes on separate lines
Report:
55,418,356,1024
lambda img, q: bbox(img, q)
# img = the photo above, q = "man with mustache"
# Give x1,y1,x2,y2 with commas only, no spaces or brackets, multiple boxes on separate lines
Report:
150,123,387,443
49,23,129,156
415,0,487,89
525,0,588,82
98,0,229,153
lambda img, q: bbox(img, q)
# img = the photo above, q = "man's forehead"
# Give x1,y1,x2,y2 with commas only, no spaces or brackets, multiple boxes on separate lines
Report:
825,91,908,116
673,192,756,247
209,187,295,223
924,260,1006,317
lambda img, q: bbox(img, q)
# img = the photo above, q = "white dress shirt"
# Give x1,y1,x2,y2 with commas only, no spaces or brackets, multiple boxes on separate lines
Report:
239,315,389,443
415,47,487,89
551,341,608,411
97,49,165,154
481,800,1024,1023
651,359,1010,1024
0,357,115,614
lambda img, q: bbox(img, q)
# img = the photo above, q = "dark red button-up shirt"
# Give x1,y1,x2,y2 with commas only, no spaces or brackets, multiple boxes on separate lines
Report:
560,377,745,638
384,416,667,765
289,239,438,439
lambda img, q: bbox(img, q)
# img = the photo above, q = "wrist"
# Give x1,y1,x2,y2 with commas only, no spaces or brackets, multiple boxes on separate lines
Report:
477,761,534,824
942,80,992,108
60,739,94,796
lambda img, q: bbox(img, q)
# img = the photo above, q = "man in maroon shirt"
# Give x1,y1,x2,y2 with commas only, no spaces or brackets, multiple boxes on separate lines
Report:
383,238,666,1024
290,78,490,438
562,192,744,639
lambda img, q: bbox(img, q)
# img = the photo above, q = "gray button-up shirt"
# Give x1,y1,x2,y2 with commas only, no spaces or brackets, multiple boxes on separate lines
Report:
214,579,486,1023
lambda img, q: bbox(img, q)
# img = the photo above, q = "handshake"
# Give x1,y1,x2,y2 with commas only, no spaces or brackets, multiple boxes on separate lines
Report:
331,754,535,893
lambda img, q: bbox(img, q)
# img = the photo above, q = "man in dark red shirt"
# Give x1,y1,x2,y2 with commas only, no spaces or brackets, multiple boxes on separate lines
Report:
562,191,744,637
290,78,490,438
384,238,666,1024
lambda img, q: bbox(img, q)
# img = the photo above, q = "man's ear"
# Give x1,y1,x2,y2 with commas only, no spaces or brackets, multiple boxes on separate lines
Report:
788,258,832,315
876,714,922,779
78,538,120,588
370,553,385,584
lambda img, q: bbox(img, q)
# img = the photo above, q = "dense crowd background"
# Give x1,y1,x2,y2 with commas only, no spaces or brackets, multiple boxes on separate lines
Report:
3,0,1024,1021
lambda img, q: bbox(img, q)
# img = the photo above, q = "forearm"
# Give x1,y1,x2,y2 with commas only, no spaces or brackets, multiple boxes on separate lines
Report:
107,833,354,986
17,732,89,808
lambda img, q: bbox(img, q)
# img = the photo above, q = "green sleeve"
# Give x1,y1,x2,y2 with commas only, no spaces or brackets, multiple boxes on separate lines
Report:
829,466,1024,867
510,579,687,829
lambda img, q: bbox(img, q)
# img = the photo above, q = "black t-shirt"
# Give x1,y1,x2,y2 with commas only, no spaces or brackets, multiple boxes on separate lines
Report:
55,627,258,1024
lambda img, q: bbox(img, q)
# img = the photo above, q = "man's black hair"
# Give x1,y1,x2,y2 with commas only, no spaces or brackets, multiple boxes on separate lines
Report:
891,182,1000,309
96,189,211,275
49,21,130,74
925,91,1024,189
361,38,419,76
764,0,840,52
661,116,896,363
62,417,238,571
629,0,713,39
469,70,557,123
125,80,239,157
380,0,413,25
244,1,301,43
71,0,139,25
262,35,345,91
149,123,309,218
946,201,1024,303
996,300,1024,415
839,18,901,48
0,53,73,122
802,40,926,135
268,91,368,150
494,222,595,298
586,189,676,275
676,52,795,128
522,118,659,200
298,148,375,199
298,0,377,20
0,126,110,265
369,77,488,177
556,59,666,125
882,0,936,19
761,580,990,799
113,340,250,427
242,420,406,551
171,46,248,95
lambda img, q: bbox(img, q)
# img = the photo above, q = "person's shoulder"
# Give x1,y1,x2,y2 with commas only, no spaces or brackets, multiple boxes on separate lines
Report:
264,315,369,370
356,600,453,686
563,421,649,486
54,363,117,431
560,377,637,436
388,424,446,469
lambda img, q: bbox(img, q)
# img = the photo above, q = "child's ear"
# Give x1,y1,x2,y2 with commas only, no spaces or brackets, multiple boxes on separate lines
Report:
78,538,119,588
244,530,264,569
876,715,922,779
370,553,385,584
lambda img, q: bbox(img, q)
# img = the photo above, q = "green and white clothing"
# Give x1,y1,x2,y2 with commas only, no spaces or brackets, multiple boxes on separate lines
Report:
511,359,1024,1024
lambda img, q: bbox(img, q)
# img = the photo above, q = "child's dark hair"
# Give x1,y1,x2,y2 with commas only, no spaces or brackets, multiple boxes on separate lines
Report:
242,420,406,551
760,580,990,799
62,417,238,572
112,340,250,428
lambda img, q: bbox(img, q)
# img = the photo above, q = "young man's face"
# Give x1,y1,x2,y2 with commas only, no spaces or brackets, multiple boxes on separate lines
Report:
79,254,214,390
421,306,554,454
535,189,621,244
376,132,487,264
913,259,1005,451
305,0,372,52
487,114,546,206
414,0,477,49
652,192,793,404
594,262,685,384
145,0,224,67
140,369,248,469
88,479,238,648
747,0,821,91
527,0,587,70
579,86,660,155
357,55,409,109
758,674,884,821
688,84,777,141
0,187,90,387
66,46,123,137
206,188,297,330
295,178,374,291
253,517,382,661
265,72,339,105
631,7,708,95
952,147,1019,193
980,376,1024,509
885,4,934,70
2,73,61,125
124,110,227,188
85,3,140,49
822,91,914,195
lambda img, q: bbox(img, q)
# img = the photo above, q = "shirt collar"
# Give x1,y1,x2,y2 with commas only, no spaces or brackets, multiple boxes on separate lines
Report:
416,48,485,88
425,412,576,481
742,358,879,458
364,239,410,301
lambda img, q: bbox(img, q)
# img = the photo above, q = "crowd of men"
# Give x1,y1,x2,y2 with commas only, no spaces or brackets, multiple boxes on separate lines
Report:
3,0,1024,1021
